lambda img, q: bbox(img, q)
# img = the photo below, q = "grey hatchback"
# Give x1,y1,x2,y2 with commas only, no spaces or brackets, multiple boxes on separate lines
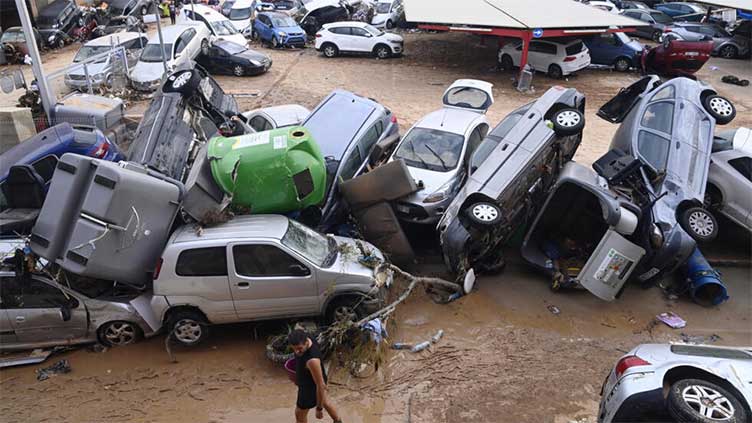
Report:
665,22,751,59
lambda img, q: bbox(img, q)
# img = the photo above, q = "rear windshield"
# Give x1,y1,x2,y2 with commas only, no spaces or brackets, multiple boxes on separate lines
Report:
393,128,464,172
444,87,492,111
651,12,673,24
565,41,585,56
140,43,172,62
376,2,391,13
211,20,239,35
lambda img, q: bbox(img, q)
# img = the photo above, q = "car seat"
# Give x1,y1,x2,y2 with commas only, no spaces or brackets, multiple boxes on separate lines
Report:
0,165,46,235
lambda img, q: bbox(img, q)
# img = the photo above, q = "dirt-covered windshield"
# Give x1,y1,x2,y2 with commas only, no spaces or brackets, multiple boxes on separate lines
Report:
281,219,331,267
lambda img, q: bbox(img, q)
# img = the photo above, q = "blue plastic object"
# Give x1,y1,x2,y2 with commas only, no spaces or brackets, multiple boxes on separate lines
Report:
684,247,729,307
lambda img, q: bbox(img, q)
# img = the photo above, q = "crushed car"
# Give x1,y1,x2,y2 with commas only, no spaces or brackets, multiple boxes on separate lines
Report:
90,15,147,37
1,27,43,64
437,86,585,278
196,39,272,76
242,104,311,131
641,36,713,78
64,32,148,91
35,0,83,49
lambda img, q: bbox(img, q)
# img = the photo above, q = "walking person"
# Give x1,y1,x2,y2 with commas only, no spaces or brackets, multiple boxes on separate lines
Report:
289,330,342,423
168,0,177,25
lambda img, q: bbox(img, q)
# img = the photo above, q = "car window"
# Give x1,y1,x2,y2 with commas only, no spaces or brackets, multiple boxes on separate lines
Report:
393,128,464,172
565,41,584,56
280,219,330,266
340,145,363,180
330,27,350,35
444,86,492,111
671,345,751,360
176,247,228,276
651,85,674,101
641,102,674,135
360,124,381,155
0,277,72,309
233,244,310,277
250,116,271,131
351,27,369,37
637,130,670,171
467,126,484,159
176,29,196,54
729,157,751,182
530,41,556,55
598,33,619,45
32,155,59,183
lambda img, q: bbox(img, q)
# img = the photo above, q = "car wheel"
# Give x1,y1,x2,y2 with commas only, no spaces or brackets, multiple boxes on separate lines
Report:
322,43,338,58
200,39,209,56
547,64,563,79
326,297,363,325
386,19,393,29
163,69,200,94
614,57,631,72
168,310,209,347
251,30,259,41
374,44,391,59
99,321,141,347
500,53,514,71
703,95,736,125
652,30,662,42
466,202,502,227
719,45,737,59
141,4,148,15
667,379,747,423
271,36,280,48
680,207,719,243
552,108,585,136
57,38,65,49
233,65,244,76
104,74,114,89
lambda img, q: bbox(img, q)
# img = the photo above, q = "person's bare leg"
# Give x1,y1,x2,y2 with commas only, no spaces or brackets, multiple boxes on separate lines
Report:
295,407,309,423
323,398,341,422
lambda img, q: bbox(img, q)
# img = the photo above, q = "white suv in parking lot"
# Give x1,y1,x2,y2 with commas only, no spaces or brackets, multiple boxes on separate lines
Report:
315,21,404,59
498,38,591,79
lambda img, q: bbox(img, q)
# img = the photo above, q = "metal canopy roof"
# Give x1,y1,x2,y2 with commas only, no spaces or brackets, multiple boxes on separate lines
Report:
692,0,751,12
404,0,646,30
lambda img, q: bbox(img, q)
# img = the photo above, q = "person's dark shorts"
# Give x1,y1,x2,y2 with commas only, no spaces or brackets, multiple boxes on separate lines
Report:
296,385,317,410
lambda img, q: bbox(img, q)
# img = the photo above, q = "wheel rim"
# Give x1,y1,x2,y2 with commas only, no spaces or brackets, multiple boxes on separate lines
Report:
201,41,209,55
472,204,499,222
324,46,335,56
681,385,735,420
688,210,714,237
556,110,580,127
550,67,561,78
174,319,202,343
334,306,357,322
272,38,279,47
104,322,136,346
233,65,243,76
720,46,735,58
616,59,629,71
172,72,191,88
377,47,389,58
709,97,733,117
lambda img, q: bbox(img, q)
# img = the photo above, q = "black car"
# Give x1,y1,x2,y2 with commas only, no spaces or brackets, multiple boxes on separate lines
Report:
36,0,82,48
196,40,272,77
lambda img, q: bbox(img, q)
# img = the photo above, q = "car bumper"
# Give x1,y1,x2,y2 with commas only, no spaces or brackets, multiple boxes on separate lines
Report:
131,78,161,92
599,372,663,423
394,197,449,224
280,35,307,47
561,57,591,75
64,76,106,90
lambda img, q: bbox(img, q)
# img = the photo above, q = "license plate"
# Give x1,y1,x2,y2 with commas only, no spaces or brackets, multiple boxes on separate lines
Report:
396,205,410,214
685,52,700,57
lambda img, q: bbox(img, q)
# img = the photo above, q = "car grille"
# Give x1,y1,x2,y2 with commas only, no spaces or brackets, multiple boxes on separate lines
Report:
68,74,87,81
132,79,160,91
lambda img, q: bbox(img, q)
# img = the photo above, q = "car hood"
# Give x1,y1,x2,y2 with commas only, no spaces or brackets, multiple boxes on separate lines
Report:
625,39,644,52
372,13,388,23
326,236,384,281
130,61,165,82
217,33,248,47
277,25,304,34
238,49,269,62
402,165,457,202
67,61,109,76
383,33,403,42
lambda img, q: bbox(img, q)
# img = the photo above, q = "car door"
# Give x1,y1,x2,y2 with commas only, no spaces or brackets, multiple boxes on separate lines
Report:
182,28,200,59
349,26,373,52
172,246,237,323
724,155,752,227
227,242,319,319
256,14,271,40
527,41,549,71
4,277,88,345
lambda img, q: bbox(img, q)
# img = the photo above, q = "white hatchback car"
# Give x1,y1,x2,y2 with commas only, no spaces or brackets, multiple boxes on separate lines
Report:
227,0,255,36
129,23,211,91
242,104,311,132
371,0,402,29
599,343,752,423
498,38,591,79
178,4,248,48
389,79,493,224
315,21,404,59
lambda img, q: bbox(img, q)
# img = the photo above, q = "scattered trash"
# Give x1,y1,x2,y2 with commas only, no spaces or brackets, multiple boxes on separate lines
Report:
36,359,71,381
392,342,412,350
0,349,52,369
721,75,750,87
683,248,729,307
362,318,388,344
410,341,431,353
547,305,561,315
657,312,686,329
431,329,444,344
680,333,721,345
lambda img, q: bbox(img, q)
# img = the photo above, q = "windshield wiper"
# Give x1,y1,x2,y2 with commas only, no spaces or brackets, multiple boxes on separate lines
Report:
424,144,448,171
405,141,429,169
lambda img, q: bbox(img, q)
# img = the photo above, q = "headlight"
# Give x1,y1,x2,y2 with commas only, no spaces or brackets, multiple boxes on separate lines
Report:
249,60,261,66
423,180,455,204
278,31,287,37
650,224,665,249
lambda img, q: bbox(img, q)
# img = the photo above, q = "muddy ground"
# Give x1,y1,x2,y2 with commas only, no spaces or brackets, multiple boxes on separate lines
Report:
1,27,751,423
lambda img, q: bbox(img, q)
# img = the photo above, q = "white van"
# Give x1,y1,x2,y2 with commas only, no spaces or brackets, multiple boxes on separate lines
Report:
178,4,248,47
227,0,255,36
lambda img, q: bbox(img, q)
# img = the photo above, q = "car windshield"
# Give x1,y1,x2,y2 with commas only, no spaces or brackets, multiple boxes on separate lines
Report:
220,42,246,55
229,7,252,20
365,25,384,36
140,43,172,62
376,2,391,13
281,219,332,267
74,45,112,62
614,32,632,43
651,12,672,24
271,15,297,27
211,20,239,35
0,31,22,43
393,128,464,172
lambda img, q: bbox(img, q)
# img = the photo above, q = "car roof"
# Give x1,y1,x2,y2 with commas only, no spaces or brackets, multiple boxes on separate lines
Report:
260,11,293,18
170,215,290,244
85,32,143,46
0,122,75,181
414,108,484,136
231,0,254,7
323,21,370,28
188,4,229,21
147,23,200,42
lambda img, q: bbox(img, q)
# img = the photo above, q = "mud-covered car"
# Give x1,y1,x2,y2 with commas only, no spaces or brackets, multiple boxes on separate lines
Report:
705,127,752,233
437,86,585,277
36,0,82,49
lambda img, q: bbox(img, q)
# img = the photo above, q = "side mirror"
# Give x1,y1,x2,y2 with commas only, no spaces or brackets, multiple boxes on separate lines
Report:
289,264,310,276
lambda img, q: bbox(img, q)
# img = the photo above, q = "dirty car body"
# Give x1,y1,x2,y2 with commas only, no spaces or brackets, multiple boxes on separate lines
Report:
706,127,752,233
641,37,713,77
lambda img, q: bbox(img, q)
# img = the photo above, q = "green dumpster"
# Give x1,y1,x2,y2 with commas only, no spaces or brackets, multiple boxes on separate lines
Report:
208,126,326,214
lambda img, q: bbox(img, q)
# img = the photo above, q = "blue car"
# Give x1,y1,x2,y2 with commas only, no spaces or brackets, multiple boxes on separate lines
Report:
582,32,644,72
654,2,707,22
252,11,307,48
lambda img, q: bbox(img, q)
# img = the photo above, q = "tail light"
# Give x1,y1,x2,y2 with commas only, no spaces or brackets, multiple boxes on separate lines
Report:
315,32,322,38
390,114,398,124
615,355,651,378
153,257,163,280
93,141,110,158
563,56,577,62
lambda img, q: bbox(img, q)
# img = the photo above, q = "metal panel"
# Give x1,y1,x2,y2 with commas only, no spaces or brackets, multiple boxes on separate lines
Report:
577,229,645,301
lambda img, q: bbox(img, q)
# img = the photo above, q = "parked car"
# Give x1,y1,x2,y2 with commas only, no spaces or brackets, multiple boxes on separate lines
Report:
582,32,643,71
587,0,621,13
65,32,148,91
129,23,211,92
389,80,493,225
315,21,404,58
36,0,82,48
107,0,155,17
655,2,707,22
179,3,249,47
705,127,752,233
294,0,350,35
371,0,402,29
642,36,713,77
0,27,42,64
196,40,271,76
621,8,674,41
71,8,99,41
665,22,751,59
0,270,158,350
498,38,591,79
613,1,650,11
221,0,236,16
91,15,146,37
437,86,585,277
149,215,392,346
242,104,311,131
252,11,307,47
598,344,752,423
227,0,256,36
302,89,400,230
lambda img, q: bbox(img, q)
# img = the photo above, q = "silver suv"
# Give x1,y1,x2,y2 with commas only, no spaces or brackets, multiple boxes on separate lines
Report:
150,215,390,346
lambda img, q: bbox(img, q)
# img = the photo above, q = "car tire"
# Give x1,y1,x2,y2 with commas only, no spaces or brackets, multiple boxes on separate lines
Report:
325,297,363,325
552,108,585,136
652,30,662,42
547,64,563,79
386,19,393,29
703,95,736,125
322,43,338,58
374,44,391,59
500,53,514,71
57,38,65,49
614,57,631,72
168,310,209,347
719,44,738,59
667,379,747,423
98,321,142,347
251,29,259,41
233,65,244,76
271,36,280,48
201,39,209,56
466,201,502,227
163,69,201,95
141,4,148,15
680,207,719,243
